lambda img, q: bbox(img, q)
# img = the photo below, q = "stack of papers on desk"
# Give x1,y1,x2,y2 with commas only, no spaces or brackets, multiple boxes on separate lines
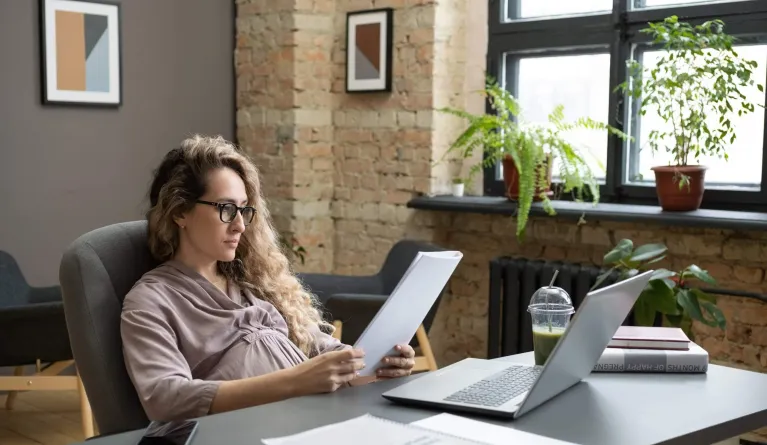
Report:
261,414,485,444
260,413,577,445
412,413,578,445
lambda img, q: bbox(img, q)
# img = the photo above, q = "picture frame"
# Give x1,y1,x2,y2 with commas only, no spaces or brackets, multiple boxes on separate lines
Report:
345,8,393,93
39,0,122,106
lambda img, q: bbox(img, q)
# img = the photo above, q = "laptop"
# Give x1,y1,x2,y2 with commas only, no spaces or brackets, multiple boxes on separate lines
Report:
382,270,654,419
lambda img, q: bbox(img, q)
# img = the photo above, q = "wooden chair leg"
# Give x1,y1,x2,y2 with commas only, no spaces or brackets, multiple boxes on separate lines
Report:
329,321,436,372
4,366,24,410
332,320,343,341
77,371,94,439
414,324,438,372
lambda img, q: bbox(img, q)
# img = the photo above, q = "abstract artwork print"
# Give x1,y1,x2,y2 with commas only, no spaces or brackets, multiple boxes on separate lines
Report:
40,0,121,106
346,8,393,93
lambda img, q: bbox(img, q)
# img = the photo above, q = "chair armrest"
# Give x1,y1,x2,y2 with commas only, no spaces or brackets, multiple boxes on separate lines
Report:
323,293,388,345
297,273,383,304
0,301,72,366
324,293,388,320
27,285,63,304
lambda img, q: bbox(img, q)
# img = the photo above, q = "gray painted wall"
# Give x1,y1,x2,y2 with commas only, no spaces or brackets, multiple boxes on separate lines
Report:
0,0,234,286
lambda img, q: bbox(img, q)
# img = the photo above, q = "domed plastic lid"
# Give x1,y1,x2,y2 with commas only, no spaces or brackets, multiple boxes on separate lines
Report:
528,274,574,315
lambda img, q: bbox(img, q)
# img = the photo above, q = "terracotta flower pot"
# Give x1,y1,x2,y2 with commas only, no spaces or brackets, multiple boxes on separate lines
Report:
651,165,707,212
502,154,553,201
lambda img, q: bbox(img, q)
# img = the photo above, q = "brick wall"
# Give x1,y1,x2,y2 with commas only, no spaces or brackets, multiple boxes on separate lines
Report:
235,0,767,384
236,0,336,272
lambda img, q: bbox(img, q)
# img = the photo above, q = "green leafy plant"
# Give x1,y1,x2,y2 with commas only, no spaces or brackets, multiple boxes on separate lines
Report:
279,234,307,265
451,177,465,185
592,238,726,340
438,78,629,240
617,15,763,189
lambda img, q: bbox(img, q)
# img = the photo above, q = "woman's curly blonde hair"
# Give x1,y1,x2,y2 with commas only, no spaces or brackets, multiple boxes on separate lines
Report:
146,134,330,356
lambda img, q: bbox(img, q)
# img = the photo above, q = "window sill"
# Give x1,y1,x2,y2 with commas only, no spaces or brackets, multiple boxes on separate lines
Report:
406,195,767,232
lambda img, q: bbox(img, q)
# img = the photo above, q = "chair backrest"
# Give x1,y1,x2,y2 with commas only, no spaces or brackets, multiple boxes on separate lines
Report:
59,220,156,436
378,239,450,333
0,250,30,307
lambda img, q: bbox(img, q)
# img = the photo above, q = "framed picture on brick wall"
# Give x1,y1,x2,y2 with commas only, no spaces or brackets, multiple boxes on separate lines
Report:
345,8,393,93
39,0,122,106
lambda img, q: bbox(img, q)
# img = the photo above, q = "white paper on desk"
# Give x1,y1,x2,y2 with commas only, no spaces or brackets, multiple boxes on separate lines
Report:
261,414,485,445
411,413,578,445
353,250,462,377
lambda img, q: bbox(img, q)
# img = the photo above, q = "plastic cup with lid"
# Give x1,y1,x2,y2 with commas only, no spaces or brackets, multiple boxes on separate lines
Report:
527,271,575,366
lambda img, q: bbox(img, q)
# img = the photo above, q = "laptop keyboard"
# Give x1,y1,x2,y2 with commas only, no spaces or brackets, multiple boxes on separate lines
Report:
443,365,543,407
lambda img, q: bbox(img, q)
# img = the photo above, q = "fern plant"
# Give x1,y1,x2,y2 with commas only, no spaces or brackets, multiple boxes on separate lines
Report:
439,79,629,240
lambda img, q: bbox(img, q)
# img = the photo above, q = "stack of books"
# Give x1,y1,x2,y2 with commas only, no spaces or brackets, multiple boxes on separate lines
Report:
593,326,709,373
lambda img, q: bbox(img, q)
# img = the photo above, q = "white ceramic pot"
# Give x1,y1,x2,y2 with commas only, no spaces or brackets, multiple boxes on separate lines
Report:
451,183,464,197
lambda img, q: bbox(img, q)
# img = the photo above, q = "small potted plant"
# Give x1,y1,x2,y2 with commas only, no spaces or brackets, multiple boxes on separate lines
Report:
592,238,726,340
451,177,465,197
617,15,763,211
439,79,628,240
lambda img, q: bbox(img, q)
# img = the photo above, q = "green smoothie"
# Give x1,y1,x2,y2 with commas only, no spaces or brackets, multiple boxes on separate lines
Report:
532,325,566,365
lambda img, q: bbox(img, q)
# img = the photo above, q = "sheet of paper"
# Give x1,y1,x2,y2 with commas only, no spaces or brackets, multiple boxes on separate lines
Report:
354,250,463,377
261,414,485,445
411,413,578,445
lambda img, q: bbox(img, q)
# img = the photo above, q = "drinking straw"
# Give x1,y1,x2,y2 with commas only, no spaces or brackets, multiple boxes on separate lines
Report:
546,270,559,332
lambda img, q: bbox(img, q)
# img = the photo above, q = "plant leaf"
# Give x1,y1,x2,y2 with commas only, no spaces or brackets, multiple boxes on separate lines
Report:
645,254,668,266
690,287,717,304
633,294,657,326
630,243,668,262
677,288,707,325
651,268,675,281
642,279,680,315
685,265,717,285
664,314,683,327
591,268,615,291
604,239,633,264
700,300,727,329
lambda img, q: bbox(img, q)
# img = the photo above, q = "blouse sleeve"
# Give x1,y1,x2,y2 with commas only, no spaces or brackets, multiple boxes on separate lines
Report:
121,308,221,422
309,323,351,358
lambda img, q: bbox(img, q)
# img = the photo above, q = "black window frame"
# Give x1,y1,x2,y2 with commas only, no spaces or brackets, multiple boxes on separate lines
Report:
484,0,767,212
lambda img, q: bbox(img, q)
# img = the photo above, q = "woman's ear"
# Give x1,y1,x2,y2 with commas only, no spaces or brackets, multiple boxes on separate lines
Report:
173,213,188,230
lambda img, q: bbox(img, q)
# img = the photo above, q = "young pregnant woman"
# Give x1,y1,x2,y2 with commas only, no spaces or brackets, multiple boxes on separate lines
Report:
120,135,414,422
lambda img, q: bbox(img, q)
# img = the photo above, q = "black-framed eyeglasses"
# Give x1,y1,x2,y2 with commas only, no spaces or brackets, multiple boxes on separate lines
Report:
196,200,256,225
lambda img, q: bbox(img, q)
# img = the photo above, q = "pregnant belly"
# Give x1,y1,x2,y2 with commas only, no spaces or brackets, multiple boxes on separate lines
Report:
204,329,308,381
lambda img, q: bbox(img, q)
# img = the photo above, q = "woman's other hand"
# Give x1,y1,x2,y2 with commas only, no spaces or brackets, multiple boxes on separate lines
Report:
289,348,366,395
376,344,415,379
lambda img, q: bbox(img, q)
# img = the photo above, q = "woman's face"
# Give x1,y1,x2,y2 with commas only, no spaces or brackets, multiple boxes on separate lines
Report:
175,167,251,263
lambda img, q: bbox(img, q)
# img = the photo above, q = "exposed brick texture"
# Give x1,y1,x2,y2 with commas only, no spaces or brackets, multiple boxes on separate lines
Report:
236,0,335,272
236,4,767,441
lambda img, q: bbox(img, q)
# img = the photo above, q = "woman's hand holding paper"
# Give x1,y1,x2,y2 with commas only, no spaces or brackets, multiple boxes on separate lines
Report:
375,344,415,379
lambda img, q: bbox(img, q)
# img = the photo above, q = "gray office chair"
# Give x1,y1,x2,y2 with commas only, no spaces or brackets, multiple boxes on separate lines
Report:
59,220,157,436
298,239,449,372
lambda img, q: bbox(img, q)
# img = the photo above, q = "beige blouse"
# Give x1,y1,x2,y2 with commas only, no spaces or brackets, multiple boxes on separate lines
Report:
120,260,348,422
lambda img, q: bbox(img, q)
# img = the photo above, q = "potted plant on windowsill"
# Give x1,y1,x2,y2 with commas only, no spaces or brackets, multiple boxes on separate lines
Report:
592,238,726,341
438,79,629,240
451,177,465,197
617,15,764,211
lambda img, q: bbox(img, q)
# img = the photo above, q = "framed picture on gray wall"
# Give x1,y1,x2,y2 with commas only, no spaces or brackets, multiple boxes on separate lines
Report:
39,0,122,106
345,8,393,93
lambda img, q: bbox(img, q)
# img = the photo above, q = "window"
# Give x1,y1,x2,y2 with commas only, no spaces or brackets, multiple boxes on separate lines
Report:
510,52,612,182
485,0,767,211
506,0,611,20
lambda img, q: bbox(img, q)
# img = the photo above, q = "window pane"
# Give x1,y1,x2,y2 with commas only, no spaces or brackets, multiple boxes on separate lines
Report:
508,53,612,182
633,0,746,8
630,45,767,189
508,0,611,20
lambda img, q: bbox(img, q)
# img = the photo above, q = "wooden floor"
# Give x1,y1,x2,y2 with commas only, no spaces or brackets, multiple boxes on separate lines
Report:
0,390,85,445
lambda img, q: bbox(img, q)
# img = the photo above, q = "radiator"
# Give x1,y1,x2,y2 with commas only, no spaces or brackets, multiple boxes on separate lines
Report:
487,256,624,359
